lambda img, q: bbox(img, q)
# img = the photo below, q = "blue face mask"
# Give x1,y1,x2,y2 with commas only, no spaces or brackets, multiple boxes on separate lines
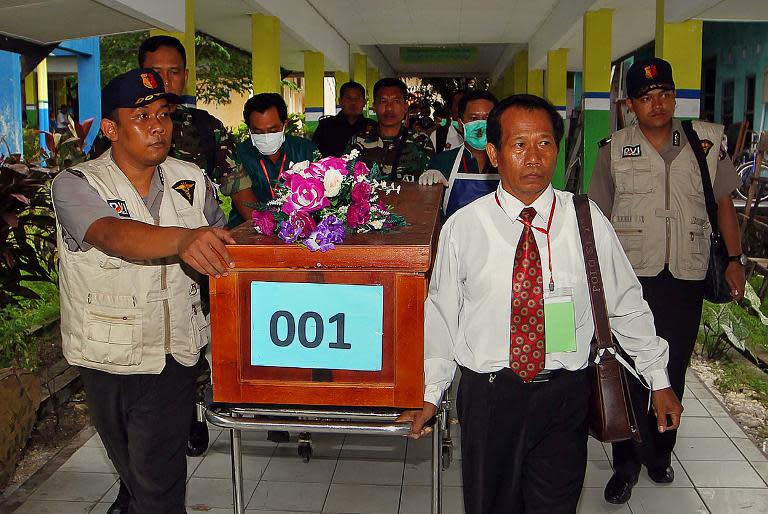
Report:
462,120,487,150
451,120,461,131
437,118,449,128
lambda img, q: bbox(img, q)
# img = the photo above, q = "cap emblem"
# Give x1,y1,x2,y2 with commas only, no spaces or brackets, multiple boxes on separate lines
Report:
141,72,158,89
644,65,658,79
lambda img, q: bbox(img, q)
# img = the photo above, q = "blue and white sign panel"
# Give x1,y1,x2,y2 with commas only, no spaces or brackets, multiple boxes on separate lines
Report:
250,281,384,371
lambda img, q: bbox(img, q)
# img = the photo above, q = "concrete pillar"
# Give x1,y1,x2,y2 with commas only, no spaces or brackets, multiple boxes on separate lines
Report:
334,70,349,112
367,66,379,114
37,59,50,148
0,51,23,156
547,49,568,190
581,9,612,192
513,51,528,94
251,14,281,94
75,37,101,149
655,0,702,118
527,69,544,98
352,53,367,91
151,0,196,103
24,73,37,127
303,51,324,131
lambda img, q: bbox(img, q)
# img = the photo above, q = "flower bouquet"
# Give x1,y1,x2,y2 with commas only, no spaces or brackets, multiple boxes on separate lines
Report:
250,150,406,252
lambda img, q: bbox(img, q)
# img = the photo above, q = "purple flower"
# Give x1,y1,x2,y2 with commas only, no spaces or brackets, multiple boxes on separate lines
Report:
251,210,276,235
346,201,371,229
351,180,372,204
282,177,329,215
304,215,346,252
278,219,302,244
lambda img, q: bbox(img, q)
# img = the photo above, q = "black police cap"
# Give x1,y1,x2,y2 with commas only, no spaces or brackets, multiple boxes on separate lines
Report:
626,58,675,99
101,68,182,117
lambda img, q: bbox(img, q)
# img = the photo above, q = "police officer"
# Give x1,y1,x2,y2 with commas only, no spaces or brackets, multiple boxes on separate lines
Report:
419,90,499,217
589,57,746,504
312,81,376,157
347,78,435,181
51,68,234,514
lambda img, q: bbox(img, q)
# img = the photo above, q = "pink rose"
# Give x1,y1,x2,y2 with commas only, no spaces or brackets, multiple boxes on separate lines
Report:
251,210,276,235
282,177,329,215
346,201,371,229
353,161,369,178
320,156,349,175
305,162,327,180
351,180,372,204
291,211,317,238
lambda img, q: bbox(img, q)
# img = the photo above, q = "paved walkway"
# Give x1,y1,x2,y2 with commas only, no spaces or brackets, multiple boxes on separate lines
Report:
7,371,768,514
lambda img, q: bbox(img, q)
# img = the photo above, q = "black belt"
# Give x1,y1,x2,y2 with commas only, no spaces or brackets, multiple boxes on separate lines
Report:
461,366,568,384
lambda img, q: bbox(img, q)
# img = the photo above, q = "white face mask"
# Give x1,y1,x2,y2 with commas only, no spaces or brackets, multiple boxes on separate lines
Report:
251,130,285,155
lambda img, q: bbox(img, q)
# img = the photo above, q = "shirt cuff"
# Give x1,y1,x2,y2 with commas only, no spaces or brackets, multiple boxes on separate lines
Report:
644,368,671,391
424,384,446,407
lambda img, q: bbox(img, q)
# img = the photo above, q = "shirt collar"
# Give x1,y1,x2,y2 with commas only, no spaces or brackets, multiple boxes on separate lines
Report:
495,183,554,226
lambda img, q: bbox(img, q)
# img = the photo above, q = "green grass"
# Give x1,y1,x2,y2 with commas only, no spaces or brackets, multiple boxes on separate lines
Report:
0,279,60,370
713,357,768,438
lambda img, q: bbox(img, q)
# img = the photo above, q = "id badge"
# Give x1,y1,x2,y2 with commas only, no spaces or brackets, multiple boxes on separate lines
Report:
544,287,577,353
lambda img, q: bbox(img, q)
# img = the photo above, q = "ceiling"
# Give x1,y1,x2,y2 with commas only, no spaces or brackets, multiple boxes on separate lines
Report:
2,0,768,78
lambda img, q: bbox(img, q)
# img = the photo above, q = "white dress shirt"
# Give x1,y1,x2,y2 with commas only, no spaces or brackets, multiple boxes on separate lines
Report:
423,184,671,406
430,124,464,152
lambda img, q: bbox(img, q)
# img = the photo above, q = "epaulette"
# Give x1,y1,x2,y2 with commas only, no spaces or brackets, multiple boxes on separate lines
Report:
598,137,611,148
65,168,85,179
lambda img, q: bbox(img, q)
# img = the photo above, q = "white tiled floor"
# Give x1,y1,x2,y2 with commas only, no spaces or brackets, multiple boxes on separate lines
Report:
9,372,768,514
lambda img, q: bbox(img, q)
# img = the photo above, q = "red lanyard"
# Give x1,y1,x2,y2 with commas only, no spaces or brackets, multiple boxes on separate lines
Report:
259,153,288,199
461,155,470,173
495,192,557,291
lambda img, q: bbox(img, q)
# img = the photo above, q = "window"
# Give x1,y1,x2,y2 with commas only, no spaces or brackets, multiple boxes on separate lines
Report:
722,79,735,128
745,75,756,129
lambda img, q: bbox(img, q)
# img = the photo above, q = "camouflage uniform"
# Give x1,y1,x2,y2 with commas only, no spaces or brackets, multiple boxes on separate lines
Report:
89,105,245,195
347,125,435,180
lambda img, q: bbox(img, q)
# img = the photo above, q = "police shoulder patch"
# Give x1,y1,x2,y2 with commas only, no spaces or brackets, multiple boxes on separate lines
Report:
700,139,714,157
172,179,196,205
107,199,131,217
622,144,642,158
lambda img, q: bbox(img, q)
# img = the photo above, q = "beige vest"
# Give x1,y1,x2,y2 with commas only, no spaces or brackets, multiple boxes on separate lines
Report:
609,120,723,280
54,150,211,374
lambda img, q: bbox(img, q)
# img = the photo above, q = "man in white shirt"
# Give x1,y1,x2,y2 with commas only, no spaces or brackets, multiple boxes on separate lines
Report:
398,94,683,514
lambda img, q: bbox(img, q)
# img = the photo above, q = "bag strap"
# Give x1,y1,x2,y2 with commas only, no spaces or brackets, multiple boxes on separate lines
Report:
573,195,613,351
680,120,719,233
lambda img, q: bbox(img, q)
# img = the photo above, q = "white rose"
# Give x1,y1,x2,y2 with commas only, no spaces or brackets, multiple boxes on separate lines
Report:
292,160,310,172
370,219,384,230
323,169,344,198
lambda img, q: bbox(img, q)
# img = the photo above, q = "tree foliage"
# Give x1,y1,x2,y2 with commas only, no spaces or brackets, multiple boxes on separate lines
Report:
100,31,254,105
407,77,491,108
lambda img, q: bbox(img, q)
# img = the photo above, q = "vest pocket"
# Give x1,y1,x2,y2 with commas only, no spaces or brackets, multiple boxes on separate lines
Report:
190,302,211,352
82,298,143,366
614,228,647,268
614,158,654,194
688,231,709,270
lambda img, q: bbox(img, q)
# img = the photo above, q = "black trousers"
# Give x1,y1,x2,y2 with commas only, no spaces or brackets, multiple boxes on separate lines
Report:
457,366,591,514
78,355,198,514
611,268,704,478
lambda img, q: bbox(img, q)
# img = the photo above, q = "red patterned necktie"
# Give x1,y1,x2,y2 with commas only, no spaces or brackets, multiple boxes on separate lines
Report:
509,207,546,381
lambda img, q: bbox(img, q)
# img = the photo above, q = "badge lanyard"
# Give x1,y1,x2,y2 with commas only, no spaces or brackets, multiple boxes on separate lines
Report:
259,153,288,199
495,193,557,291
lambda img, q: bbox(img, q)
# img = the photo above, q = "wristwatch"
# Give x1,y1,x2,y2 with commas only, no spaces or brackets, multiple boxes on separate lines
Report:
728,254,748,266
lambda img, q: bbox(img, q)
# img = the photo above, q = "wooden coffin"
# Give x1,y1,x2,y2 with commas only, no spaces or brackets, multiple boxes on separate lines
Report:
209,183,442,408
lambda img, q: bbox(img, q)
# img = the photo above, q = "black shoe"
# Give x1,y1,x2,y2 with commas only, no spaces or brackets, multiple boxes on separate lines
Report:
107,480,130,514
186,420,210,457
647,465,675,484
604,472,638,504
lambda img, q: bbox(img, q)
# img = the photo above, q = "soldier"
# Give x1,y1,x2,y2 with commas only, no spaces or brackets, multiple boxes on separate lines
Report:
347,78,435,181
312,81,375,157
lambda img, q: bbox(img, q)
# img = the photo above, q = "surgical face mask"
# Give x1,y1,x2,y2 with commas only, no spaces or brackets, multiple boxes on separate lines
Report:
462,120,487,151
251,130,285,155
451,119,461,132
437,118,448,128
